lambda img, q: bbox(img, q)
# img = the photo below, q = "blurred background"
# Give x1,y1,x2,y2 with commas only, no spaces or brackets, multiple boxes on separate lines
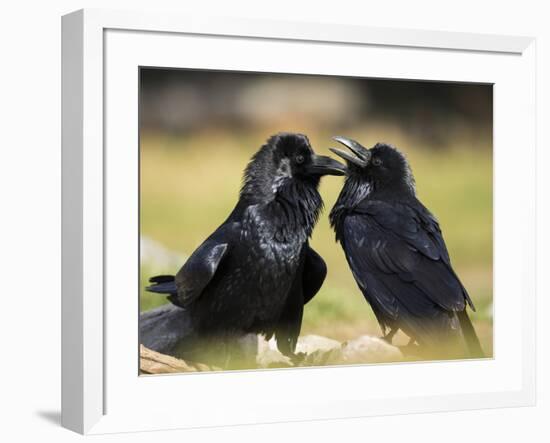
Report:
139,68,493,356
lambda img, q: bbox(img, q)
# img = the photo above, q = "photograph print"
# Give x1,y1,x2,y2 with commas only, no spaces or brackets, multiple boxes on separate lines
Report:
139,68,492,373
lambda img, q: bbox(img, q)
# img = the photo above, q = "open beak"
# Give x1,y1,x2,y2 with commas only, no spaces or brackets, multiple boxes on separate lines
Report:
329,136,371,168
307,154,347,176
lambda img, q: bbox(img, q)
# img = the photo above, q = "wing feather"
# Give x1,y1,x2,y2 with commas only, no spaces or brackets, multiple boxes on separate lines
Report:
302,245,327,304
172,224,237,308
342,199,472,343
274,245,327,356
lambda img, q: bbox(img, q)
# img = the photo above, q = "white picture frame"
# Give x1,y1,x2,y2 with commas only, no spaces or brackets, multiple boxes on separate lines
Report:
61,8,536,435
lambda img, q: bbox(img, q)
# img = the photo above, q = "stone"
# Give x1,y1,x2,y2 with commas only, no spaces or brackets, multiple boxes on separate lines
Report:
341,335,402,364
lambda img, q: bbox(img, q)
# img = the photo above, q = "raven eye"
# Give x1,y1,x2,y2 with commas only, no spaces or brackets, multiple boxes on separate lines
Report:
372,157,382,166
295,155,305,164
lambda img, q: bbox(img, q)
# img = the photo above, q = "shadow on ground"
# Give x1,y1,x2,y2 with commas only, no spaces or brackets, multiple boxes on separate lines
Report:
36,410,61,426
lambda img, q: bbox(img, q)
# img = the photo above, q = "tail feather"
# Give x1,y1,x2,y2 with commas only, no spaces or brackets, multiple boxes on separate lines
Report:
149,275,176,284
140,303,194,356
146,275,177,295
457,310,484,358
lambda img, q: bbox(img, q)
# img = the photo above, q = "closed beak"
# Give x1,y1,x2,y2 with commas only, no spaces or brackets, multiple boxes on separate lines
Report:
306,154,347,176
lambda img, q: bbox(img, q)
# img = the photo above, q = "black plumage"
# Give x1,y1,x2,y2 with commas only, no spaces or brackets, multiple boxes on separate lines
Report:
329,136,484,358
142,133,345,367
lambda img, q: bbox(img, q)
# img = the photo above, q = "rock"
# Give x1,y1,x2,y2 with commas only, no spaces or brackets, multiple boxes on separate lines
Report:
296,335,344,366
256,334,403,368
256,336,293,368
341,335,402,363
140,345,221,374
296,334,341,354
143,333,404,374
256,334,342,368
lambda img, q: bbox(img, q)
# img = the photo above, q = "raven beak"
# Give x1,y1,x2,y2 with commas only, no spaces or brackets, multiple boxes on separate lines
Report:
307,154,347,176
329,136,371,168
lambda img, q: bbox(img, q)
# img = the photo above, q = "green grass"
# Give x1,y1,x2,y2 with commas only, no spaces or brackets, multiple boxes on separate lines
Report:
140,125,493,356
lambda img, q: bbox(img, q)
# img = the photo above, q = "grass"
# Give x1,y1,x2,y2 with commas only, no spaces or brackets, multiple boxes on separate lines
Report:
140,125,493,356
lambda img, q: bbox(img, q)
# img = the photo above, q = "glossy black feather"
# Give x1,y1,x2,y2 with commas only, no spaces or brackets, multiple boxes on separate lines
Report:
273,244,327,355
146,279,176,295
302,246,327,304
173,235,229,308
142,133,341,367
330,141,483,357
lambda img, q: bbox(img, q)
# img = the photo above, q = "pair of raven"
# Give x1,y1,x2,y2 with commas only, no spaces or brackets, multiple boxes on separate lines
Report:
142,133,483,368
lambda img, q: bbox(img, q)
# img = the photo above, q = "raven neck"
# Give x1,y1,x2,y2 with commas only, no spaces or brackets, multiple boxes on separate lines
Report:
329,177,370,242
329,175,414,241
243,181,322,244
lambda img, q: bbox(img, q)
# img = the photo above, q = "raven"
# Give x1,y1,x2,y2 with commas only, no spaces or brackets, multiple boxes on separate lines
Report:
142,133,345,368
329,136,484,359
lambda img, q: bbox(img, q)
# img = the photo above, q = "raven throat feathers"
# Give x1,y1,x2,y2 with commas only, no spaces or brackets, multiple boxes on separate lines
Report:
246,180,323,244
330,177,372,242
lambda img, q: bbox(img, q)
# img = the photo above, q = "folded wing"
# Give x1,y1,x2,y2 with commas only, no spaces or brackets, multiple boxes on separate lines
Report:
343,199,474,346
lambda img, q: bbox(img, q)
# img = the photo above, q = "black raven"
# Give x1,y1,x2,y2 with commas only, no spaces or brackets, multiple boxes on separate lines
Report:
142,133,345,368
329,136,484,359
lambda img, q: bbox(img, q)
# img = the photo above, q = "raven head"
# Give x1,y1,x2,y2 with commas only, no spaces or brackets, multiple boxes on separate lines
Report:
241,133,346,201
330,136,415,195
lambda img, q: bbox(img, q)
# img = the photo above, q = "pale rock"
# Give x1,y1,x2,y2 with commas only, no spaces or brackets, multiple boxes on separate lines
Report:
256,336,292,368
296,334,341,354
341,335,402,363
256,334,342,368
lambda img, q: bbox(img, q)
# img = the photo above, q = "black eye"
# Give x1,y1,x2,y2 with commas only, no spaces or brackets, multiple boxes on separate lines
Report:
372,157,382,166
295,155,305,164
